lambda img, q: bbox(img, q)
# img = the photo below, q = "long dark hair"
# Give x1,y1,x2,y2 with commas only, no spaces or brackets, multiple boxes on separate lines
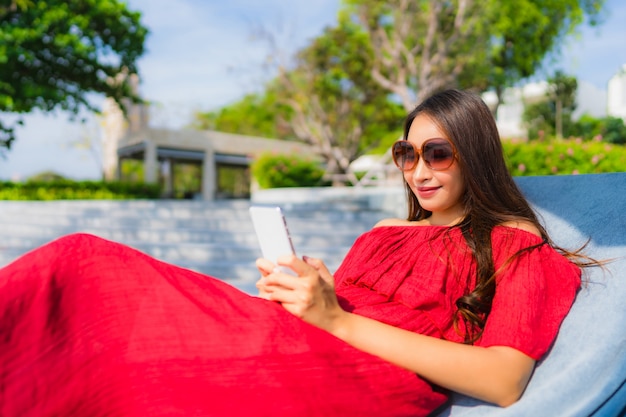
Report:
402,89,596,343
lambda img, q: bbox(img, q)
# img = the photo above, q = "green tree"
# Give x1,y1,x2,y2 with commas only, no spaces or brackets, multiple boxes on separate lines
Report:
251,153,325,189
486,0,604,113
190,91,293,140
522,100,555,139
200,16,405,184
523,71,578,140
344,0,487,110
571,114,626,144
279,18,404,182
274,16,405,183
344,0,604,110
0,0,149,150
549,71,578,139
601,117,626,144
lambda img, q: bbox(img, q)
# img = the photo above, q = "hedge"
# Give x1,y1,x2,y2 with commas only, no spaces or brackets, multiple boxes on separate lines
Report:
0,180,161,200
251,153,326,189
503,138,626,176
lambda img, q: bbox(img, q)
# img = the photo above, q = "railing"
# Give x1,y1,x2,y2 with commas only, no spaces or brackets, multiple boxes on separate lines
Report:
323,150,399,187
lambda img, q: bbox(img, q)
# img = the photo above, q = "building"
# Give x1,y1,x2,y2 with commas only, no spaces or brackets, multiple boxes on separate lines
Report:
102,88,314,201
607,64,626,120
116,127,314,200
482,82,550,139
482,79,609,139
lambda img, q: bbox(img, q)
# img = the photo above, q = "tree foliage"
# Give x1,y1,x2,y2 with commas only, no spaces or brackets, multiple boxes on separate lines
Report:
190,91,293,140
570,114,626,144
251,152,325,189
523,71,578,139
486,0,604,112
274,16,405,182
192,0,608,183
344,0,605,110
504,138,626,176
193,16,405,184
0,0,149,149
344,0,487,110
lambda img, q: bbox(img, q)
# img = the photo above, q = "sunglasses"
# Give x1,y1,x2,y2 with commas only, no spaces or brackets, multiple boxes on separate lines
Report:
392,138,456,171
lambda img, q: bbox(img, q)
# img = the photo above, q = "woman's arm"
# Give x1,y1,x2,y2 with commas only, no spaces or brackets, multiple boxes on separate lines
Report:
329,309,534,407
256,255,535,407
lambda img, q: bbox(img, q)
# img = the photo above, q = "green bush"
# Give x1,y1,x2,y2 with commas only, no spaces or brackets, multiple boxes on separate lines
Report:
569,115,626,145
0,179,161,200
503,139,626,176
251,153,325,189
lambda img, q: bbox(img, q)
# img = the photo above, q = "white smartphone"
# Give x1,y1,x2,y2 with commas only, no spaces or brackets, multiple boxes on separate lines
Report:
249,206,297,274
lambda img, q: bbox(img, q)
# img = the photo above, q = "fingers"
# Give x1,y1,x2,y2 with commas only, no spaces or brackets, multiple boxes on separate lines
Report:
258,254,330,280
302,255,323,269
255,255,336,313
302,256,334,286
275,254,329,276
255,258,281,300
256,255,342,330
255,277,272,300
274,254,309,276
266,285,315,317
264,272,325,320
264,267,301,290
255,258,275,277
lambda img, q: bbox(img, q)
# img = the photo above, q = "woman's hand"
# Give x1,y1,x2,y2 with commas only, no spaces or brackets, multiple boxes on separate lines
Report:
255,255,345,333
255,258,275,300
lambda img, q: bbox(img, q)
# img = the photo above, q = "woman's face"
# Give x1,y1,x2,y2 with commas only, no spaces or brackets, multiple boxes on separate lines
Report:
404,114,466,225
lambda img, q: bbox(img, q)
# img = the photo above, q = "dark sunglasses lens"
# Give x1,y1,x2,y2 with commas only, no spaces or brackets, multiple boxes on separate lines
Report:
423,140,454,169
392,142,416,170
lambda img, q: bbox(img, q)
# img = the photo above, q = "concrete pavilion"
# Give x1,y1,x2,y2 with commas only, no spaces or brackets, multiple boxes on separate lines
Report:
116,127,315,200
101,90,315,201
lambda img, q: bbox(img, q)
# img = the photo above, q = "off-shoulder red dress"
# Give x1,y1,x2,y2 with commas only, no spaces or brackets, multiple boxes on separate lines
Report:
0,226,580,417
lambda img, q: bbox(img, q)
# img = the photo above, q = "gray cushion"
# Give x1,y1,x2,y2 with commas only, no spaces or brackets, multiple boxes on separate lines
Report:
437,173,626,417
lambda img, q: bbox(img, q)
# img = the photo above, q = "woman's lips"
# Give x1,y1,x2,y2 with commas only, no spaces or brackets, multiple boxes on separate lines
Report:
417,186,440,198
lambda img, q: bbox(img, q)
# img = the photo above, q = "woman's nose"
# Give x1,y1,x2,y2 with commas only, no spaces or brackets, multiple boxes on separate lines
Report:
411,156,431,181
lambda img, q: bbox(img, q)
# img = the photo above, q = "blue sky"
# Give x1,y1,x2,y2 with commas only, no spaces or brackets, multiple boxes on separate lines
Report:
1,0,625,181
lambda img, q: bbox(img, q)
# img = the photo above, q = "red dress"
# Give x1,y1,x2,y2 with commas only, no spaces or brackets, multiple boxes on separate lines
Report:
0,226,580,417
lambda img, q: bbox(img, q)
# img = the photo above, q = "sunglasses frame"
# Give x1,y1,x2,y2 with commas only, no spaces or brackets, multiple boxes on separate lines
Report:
392,138,457,172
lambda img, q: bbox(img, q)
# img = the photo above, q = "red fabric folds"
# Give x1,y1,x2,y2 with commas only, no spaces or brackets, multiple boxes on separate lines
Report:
0,225,580,416
0,233,446,417
333,226,581,359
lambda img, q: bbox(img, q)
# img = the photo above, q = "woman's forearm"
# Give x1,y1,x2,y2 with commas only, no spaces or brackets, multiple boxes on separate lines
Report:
331,311,535,407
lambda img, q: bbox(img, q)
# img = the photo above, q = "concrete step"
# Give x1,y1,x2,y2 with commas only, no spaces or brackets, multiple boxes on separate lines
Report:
0,224,363,252
0,204,383,221
0,199,386,285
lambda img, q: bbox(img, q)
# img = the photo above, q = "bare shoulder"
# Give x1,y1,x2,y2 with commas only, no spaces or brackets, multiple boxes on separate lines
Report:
501,220,542,237
374,218,412,228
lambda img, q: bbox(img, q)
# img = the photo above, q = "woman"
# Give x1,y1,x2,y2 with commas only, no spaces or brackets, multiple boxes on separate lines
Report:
0,90,591,417
257,88,592,409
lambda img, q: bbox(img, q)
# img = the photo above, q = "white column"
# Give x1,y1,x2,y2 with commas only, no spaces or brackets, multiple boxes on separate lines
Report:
202,148,215,201
101,98,127,181
144,140,158,184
